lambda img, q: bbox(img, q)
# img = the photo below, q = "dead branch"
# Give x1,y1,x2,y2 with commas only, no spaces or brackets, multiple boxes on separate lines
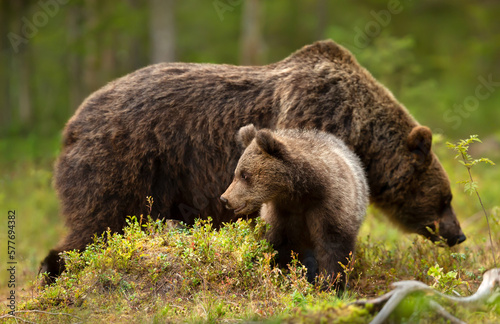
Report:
429,300,466,324
351,268,500,324
0,314,37,323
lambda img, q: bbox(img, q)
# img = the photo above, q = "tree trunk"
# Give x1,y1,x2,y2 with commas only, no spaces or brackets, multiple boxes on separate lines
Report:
101,30,117,83
149,0,176,63
83,0,100,95
18,49,32,128
316,0,328,40
0,1,10,133
11,0,33,130
127,0,144,71
67,3,84,112
240,0,263,65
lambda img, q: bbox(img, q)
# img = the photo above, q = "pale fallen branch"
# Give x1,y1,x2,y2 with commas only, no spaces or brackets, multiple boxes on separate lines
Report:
352,268,500,324
429,300,466,324
0,314,37,324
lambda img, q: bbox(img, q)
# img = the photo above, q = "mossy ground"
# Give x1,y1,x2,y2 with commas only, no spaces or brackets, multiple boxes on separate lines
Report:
1,215,499,323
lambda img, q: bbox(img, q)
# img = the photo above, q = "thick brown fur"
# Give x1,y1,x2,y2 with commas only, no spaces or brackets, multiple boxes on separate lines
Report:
41,40,465,280
221,125,369,282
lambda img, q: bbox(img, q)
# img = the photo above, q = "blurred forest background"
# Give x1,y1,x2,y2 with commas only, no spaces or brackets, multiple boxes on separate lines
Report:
1,0,499,141
0,0,499,302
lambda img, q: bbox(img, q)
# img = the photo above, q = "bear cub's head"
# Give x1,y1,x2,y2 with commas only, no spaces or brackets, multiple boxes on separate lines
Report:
220,124,292,215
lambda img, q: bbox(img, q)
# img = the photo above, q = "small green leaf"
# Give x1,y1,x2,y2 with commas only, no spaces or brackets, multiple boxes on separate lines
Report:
479,158,495,165
463,181,478,195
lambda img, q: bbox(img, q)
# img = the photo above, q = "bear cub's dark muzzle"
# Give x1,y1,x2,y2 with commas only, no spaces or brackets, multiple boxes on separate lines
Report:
220,196,231,209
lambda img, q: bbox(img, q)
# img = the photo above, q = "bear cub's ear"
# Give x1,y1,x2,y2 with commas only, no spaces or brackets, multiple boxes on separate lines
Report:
407,126,432,167
256,129,286,159
237,124,257,147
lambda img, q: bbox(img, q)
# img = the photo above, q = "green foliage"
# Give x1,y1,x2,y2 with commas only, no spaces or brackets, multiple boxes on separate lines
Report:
5,212,498,323
457,180,479,196
427,264,463,295
447,135,495,182
11,217,372,323
446,135,497,267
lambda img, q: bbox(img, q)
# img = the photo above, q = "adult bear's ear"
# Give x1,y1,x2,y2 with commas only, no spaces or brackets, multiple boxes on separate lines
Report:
407,126,432,168
256,130,286,159
237,124,257,147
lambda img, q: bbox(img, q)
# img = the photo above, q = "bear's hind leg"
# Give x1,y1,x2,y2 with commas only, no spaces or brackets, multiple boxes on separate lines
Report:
39,249,65,285
39,229,98,285
302,249,319,283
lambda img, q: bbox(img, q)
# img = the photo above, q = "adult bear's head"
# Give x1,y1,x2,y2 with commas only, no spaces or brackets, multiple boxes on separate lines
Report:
376,125,466,247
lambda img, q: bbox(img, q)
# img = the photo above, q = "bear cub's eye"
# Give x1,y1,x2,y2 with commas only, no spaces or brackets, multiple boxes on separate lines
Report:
240,171,249,181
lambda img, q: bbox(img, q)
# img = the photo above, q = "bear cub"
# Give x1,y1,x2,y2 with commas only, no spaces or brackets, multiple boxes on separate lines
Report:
220,124,369,282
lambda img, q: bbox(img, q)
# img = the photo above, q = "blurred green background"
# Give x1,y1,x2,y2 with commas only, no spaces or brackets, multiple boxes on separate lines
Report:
1,0,500,140
0,0,499,295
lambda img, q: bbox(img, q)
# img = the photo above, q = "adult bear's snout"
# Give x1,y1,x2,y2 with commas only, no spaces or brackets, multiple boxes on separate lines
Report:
447,233,466,247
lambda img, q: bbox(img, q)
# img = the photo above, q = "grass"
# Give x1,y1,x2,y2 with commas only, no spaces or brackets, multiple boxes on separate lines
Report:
1,135,499,323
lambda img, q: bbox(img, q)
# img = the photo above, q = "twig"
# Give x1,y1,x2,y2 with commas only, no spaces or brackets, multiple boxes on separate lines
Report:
1,310,82,324
364,281,433,324
466,164,497,267
429,301,466,324
447,137,497,268
352,290,396,311
0,314,37,323
351,268,500,324
460,151,497,268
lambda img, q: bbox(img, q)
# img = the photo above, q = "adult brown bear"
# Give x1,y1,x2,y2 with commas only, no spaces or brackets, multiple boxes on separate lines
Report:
41,40,465,280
